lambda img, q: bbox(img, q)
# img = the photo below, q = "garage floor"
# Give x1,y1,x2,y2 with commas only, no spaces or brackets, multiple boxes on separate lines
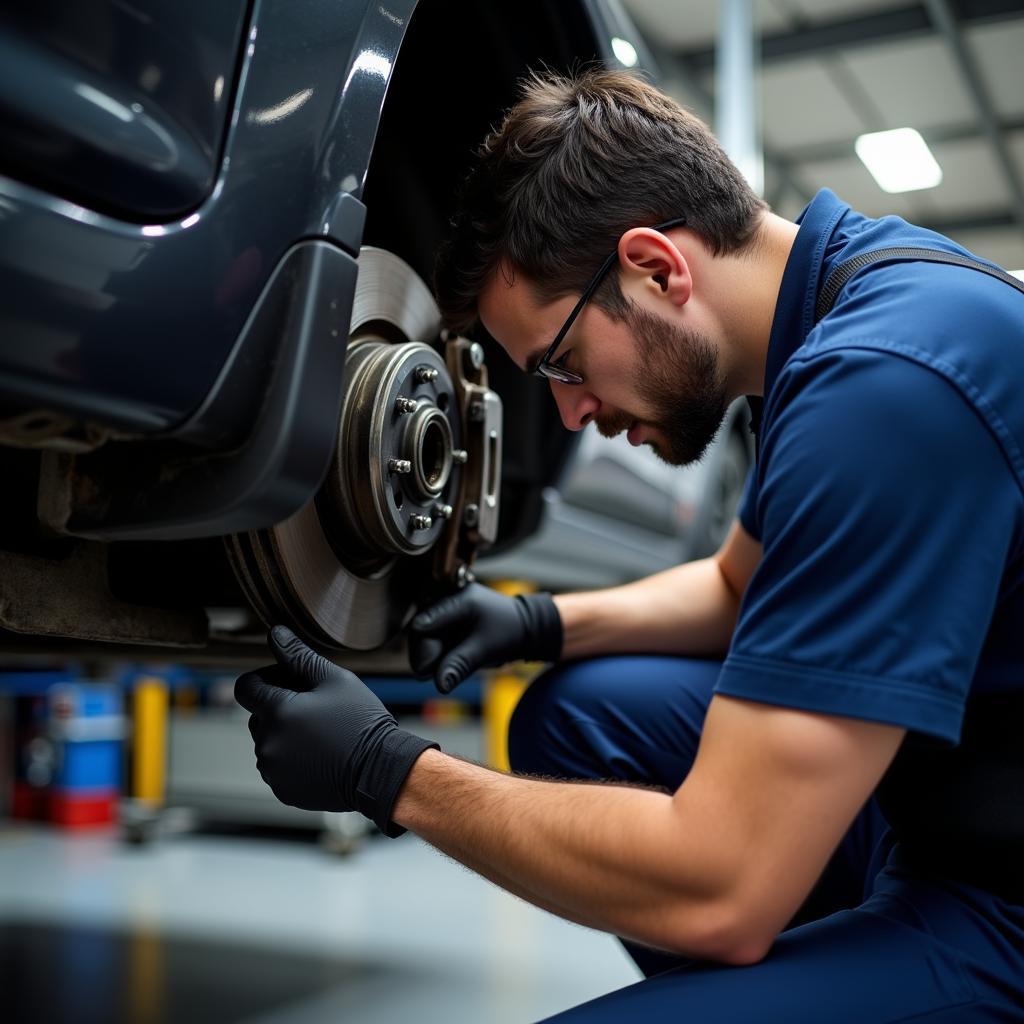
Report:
0,822,638,1024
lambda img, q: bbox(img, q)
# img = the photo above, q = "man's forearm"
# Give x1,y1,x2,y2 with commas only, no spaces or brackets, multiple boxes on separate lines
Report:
393,748,739,959
555,555,741,661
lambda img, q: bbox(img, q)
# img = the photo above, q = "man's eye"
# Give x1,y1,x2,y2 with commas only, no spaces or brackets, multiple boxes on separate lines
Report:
553,349,573,368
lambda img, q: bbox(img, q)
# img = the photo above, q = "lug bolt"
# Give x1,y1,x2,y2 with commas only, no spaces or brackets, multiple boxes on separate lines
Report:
411,515,433,530
456,563,477,587
469,400,485,422
395,396,418,414
435,503,453,519
388,458,412,474
416,366,439,383
468,342,485,369
452,449,468,464
463,503,480,528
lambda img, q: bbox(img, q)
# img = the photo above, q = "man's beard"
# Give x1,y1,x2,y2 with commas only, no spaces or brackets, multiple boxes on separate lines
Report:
596,302,728,466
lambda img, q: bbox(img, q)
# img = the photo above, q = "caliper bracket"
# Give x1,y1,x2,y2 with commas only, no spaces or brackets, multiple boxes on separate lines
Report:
435,336,503,585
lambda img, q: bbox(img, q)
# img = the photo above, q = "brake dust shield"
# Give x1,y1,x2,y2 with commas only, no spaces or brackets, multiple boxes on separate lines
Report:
225,247,501,651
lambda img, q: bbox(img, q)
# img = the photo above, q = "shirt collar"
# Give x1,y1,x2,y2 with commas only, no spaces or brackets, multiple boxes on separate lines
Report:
747,189,849,441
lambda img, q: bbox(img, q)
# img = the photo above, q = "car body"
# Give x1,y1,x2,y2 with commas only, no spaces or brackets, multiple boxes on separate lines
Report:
0,0,748,662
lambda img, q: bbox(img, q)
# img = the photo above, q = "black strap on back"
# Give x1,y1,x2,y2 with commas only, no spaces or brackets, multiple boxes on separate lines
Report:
816,246,1024,323
749,246,1023,445
798,248,1024,899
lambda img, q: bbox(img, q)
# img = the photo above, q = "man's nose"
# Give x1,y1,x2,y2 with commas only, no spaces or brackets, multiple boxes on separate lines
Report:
550,381,600,431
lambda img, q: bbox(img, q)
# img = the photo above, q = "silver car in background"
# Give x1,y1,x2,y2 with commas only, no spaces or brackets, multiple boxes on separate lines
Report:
480,401,753,591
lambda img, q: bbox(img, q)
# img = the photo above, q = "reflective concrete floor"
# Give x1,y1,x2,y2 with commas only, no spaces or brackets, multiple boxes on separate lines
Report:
0,823,638,1024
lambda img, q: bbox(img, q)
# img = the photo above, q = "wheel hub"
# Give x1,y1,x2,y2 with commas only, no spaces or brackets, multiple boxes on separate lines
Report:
225,247,499,651
317,338,461,572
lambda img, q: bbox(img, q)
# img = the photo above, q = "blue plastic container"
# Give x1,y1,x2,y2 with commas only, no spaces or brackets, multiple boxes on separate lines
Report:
48,684,125,793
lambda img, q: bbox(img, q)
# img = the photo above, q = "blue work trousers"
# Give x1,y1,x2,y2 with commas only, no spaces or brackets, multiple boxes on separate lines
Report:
507,657,1024,1022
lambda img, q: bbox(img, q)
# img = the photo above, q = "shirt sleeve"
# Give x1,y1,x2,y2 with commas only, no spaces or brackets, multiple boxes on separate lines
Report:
716,347,1020,743
736,466,760,539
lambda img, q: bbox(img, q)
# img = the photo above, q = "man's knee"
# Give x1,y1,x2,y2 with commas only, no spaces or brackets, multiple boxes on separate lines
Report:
507,656,721,787
507,661,594,778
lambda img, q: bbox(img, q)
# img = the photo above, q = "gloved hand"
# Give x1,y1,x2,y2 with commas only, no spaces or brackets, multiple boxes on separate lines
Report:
235,625,438,836
408,582,563,694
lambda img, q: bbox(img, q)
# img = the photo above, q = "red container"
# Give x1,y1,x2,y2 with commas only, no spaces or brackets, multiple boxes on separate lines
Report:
49,789,118,828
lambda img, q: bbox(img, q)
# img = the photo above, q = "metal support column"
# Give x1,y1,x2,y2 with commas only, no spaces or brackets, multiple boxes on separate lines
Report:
716,0,764,197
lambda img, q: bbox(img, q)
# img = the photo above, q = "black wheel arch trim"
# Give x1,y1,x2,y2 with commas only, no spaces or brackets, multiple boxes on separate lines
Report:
40,240,358,540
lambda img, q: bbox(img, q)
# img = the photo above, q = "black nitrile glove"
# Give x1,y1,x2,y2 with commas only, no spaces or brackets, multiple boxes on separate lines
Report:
234,625,438,837
408,583,563,694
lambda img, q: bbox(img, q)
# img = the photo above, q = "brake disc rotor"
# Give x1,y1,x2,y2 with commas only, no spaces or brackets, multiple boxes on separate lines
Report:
225,247,464,650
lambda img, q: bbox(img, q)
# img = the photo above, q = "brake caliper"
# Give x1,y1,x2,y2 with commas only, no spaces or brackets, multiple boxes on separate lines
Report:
434,334,502,587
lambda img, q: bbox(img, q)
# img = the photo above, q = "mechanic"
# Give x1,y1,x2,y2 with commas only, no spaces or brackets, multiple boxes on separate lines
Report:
235,69,1024,1020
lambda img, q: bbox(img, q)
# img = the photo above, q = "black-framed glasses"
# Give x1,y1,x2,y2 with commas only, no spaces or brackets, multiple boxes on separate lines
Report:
534,216,688,386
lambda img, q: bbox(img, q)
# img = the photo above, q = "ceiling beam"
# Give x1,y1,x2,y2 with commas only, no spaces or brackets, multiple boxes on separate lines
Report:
919,209,1016,234
778,116,1024,164
678,0,1024,72
923,0,1024,232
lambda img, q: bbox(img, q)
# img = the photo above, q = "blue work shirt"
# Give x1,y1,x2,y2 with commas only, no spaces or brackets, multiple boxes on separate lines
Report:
717,189,1024,894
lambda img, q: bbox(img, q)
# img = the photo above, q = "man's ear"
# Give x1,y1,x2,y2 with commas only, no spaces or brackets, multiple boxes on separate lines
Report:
617,227,692,308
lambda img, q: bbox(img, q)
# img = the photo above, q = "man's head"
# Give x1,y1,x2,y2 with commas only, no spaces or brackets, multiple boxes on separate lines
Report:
434,67,768,465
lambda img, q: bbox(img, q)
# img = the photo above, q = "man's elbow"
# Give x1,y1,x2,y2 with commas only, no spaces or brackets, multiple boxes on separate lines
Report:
712,931,775,966
666,900,777,966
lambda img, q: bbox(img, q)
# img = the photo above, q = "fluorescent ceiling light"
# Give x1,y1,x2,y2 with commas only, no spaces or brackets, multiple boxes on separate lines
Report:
611,37,638,67
855,128,943,193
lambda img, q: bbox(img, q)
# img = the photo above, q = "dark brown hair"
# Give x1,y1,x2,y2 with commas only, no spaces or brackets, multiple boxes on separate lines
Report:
434,67,767,334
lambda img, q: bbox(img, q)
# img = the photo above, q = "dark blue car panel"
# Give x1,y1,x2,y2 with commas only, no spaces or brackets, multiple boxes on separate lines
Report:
0,1,249,220
0,0,412,436
0,0,643,545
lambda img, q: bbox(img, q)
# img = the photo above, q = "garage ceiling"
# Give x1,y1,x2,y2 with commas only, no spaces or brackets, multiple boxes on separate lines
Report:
620,0,1024,270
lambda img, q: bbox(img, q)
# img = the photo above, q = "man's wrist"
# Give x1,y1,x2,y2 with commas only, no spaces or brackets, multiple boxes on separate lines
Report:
357,729,440,838
391,746,449,832
552,591,588,660
517,592,563,662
